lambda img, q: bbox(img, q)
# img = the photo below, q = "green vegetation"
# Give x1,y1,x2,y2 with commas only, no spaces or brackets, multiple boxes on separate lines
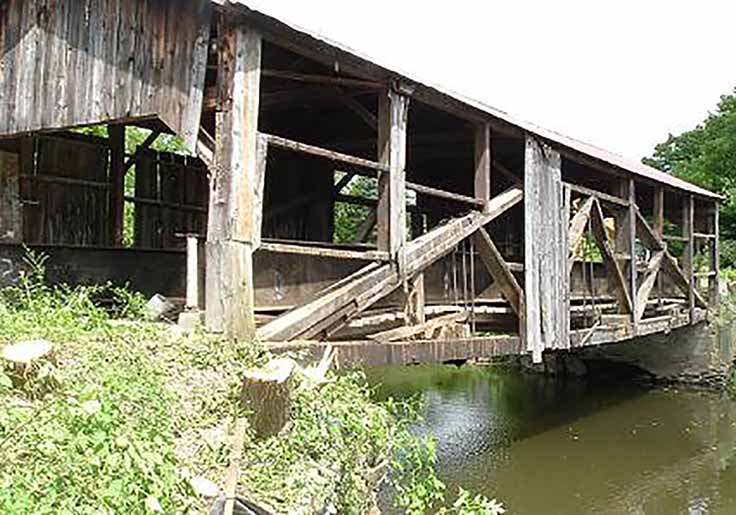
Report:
644,88,736,267
0,250,502,514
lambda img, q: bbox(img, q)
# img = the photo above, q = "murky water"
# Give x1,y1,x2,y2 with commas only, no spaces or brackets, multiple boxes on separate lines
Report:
367,364,736,515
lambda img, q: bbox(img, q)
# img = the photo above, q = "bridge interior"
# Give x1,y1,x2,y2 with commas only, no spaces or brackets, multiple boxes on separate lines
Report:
0,0,721,365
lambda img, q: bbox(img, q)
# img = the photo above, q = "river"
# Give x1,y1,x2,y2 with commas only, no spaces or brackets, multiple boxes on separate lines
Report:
367,364,736,514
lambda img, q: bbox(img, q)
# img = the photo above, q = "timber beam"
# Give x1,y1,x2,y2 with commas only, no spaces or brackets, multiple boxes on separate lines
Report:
257,187,523,342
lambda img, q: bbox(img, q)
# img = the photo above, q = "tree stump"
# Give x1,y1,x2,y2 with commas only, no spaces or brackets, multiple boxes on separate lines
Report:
240,358,296,440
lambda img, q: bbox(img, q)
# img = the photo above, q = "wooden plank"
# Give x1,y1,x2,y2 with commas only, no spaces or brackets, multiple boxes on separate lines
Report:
186,235,200,309
368,312,468,342
653,187,665,238
590,199,633,313
108,124,125,246
406,181,485,208
264,133,388,173
354,209,377,243
472,228,523,315
568,196,594,274
565,182,629,208
257,187,522,341
635,250,665,321
261,69,383,89
524,136,567,357
626,179,638,330
475,123,492,212
259,242,390,261
204,20,262,339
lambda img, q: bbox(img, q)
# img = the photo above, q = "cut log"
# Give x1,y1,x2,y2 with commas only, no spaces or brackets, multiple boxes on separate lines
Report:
240,358,296,439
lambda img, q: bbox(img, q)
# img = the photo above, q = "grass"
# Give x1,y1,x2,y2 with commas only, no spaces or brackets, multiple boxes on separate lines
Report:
0,250,504,514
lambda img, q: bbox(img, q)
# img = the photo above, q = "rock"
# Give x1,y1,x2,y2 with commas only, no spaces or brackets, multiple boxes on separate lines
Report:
144,294,176,321
190,475,220,498
1,340,53,364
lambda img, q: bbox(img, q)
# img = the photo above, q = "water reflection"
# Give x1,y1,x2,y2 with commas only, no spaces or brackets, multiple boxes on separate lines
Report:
367,364,736,515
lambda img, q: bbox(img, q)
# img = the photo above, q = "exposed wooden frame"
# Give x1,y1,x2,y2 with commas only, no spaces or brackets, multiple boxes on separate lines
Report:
259,241,390,262
589,199,633,314
263,133,388,173
257,187,522,341
205,20,262,339
377,89,409,262
406,181,485,208
566,182,629,208
568,196,595,274
474,123,492,211
473,228,524,315
261,69,383,89
635,250,665,321
711,202,720,306
634,208,708,309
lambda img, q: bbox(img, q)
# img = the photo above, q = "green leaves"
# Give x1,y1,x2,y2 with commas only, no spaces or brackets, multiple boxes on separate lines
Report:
645,88,736,266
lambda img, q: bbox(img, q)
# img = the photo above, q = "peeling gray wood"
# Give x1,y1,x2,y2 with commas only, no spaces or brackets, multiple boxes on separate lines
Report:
524,136,567,362
0,0,211,149
205,20,262,339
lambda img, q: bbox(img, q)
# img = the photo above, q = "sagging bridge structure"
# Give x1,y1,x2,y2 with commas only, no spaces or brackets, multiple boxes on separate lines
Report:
0,0,722,366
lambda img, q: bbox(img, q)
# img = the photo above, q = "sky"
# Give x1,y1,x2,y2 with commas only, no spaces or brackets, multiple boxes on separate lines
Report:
244,0,736,161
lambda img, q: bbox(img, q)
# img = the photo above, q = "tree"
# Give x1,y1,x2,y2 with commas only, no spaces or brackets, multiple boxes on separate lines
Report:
644,88,736,267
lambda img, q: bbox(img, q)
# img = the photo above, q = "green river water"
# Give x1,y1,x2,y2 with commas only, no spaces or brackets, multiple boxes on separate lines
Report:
367,364,736,515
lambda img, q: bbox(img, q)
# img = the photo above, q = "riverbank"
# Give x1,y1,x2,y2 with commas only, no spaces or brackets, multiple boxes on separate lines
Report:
0,257,502,514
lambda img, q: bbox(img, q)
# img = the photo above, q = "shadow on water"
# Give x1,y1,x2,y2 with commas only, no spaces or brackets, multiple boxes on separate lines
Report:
367,363,736,515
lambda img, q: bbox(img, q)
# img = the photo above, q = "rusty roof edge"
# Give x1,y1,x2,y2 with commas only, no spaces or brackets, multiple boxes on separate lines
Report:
217,0,722,201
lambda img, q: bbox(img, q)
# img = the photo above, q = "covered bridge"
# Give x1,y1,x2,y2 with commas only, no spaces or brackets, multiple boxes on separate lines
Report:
0,0,721,364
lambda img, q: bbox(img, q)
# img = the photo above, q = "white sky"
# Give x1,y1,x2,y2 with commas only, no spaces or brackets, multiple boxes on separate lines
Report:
246,0,736,161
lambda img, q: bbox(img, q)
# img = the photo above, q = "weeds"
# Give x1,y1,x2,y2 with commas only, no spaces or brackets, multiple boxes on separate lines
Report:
0,249,503,514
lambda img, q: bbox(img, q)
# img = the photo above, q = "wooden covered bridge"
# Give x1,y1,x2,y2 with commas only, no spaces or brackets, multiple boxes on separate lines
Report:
0,0,721,365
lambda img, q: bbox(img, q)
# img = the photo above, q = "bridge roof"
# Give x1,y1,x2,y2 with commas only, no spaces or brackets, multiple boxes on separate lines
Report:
217,0,721,201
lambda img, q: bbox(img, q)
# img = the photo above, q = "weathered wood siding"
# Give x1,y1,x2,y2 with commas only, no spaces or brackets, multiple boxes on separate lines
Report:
0,0,211,148
133,152,208,250
524,136,569,361
26,135,111,245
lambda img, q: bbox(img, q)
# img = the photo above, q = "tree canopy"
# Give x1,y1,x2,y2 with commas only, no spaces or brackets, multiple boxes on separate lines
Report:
644,87,736,266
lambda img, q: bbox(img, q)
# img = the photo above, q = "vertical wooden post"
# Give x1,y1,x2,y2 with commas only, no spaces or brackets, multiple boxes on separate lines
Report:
378,87,418,325
474,122,492,212
627,179,637,331
653,187,664,304
683,195,696,322
712,202,720,307
109,124,125,246
614,178,637,330
377,88,409,261
0,151,22,244
205,20,262,340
